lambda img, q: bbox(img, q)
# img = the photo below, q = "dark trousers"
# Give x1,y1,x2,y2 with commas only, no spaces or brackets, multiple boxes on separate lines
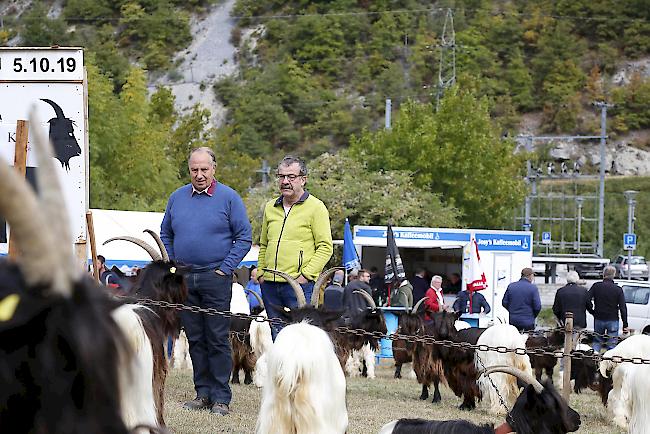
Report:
181,270,232,404
261,280,314,340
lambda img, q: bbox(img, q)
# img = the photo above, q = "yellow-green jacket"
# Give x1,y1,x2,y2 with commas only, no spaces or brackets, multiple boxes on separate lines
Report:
258,192,333,282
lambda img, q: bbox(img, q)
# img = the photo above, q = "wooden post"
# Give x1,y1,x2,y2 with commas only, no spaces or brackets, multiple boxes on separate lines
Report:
86,211,99,282
8,120,29,258
562,312,574,401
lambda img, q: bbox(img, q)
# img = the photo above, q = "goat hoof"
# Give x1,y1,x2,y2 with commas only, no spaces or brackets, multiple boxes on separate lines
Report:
394,373,401,379
419,394,428,400
244,377,253,385
432,395,441,403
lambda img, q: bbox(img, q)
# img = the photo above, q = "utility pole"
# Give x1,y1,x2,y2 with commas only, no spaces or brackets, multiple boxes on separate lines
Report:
624,190,637,279
435,8,456,111
385,98,392,130
256,159,270,187
575,196,583,254
594,102,612,258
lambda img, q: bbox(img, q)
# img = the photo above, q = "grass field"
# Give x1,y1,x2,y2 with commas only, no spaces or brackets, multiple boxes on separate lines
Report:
164,362,624,433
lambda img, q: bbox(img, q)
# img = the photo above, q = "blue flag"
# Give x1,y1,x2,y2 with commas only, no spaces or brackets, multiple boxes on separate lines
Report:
342,218,360,270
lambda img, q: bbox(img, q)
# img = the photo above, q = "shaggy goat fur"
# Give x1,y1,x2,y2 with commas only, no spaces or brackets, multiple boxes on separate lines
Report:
599,334,650,431
476,325,533,415
256,322,348,434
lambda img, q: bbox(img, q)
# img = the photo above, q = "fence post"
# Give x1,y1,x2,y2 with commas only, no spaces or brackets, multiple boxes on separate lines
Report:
562,312,574,400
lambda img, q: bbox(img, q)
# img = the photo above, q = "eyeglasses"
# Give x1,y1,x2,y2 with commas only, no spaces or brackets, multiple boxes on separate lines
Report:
276,173,303,181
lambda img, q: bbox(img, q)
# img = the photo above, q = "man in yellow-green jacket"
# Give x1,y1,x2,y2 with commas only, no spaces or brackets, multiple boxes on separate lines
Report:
257,155,333,339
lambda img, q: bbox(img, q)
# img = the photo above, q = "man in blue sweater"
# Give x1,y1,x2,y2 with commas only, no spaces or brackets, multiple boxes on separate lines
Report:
161,147,252,416
502,267,541,332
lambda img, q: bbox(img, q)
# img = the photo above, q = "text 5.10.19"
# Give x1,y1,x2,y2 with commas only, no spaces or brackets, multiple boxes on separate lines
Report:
1,57,77,73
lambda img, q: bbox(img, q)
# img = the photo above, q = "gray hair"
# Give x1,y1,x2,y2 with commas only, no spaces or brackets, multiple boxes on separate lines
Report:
603,265,616,279
431,275,443,286
278,155,307,176
189,147,216,167
566,270,579,284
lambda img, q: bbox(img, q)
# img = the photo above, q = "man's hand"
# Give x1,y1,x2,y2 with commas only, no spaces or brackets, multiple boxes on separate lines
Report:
297,274,309,284
215,269,226,276
623,327,629,334
258,276,264,284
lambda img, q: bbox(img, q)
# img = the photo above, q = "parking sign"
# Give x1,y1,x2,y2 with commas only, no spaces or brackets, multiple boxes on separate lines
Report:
624,233,637,251
542,232,551,245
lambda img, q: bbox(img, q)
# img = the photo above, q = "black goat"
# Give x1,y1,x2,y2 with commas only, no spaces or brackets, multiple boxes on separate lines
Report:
379,366,581,434
433,310,485,410
0,112,130,433
525,330,561,384
396,298,446,404
570,344,599,393
40,98,81,170
104,230,189,428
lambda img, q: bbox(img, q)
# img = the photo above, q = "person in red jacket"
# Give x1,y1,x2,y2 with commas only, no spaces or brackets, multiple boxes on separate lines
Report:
423,275,446,321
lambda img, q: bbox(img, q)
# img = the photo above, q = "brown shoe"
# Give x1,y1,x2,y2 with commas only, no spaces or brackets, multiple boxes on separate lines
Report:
183,396,211,411
211,402,230,416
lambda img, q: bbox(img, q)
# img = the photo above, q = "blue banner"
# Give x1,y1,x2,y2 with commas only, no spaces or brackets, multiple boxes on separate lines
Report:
342,218,361,270
475,233,531,252
355,228,470,242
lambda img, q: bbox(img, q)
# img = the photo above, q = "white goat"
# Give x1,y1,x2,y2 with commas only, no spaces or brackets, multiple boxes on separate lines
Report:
256,322,348,434
250,309,273,387
172,329,193,370
599,334,650,431
346,343,378,378
112,305,158,433
612,363,650,434
475,324,533,415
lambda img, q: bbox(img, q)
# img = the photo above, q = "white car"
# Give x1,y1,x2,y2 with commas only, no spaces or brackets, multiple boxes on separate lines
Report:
586,280,650,335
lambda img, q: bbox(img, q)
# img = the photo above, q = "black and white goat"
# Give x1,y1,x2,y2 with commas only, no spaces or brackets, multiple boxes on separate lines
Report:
0,112,130,433
379,365,581,434
343,290,388,379
255,268,348,434
103,230,188,430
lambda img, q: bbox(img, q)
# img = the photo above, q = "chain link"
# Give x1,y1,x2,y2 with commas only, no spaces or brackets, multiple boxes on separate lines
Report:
133,298,650,366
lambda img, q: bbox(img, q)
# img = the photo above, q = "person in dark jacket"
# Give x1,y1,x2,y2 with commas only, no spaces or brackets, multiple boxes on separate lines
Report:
343,269,373,318
412,268,429,303
502,267,541,332
453,289,491,315
323,269,345,311
588,265,629,353
552,270,593,329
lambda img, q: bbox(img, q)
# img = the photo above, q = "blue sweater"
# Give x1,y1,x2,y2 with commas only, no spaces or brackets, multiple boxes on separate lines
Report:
160,182,252,275
502,278,541,327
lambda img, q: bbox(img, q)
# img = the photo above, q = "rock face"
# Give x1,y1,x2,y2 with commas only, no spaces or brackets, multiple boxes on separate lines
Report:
148,0,238,128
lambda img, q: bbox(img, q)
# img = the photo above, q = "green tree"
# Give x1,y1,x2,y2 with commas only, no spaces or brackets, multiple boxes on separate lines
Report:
244,150,459,242
351,88,526,228
21,1,70,46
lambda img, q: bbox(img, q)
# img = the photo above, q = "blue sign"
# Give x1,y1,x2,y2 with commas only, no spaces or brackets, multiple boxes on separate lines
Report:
355,228,470,242
475,233,532,252
624,233,637,251
542,232,551,245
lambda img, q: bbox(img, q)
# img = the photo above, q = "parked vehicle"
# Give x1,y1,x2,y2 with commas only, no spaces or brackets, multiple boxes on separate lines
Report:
612,255,649,280
586,280,650,335
573,261,607,279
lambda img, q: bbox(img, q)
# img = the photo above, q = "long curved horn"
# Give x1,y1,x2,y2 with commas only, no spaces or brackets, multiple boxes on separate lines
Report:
312,267,343,307
479,365,544,394
353,290,376,309
40,98,65,119
29,108,76,286
103,236,162,261
262,268,306,307
0,156,62,292
411,297,428,314
143,229,169,262
245,289,265,309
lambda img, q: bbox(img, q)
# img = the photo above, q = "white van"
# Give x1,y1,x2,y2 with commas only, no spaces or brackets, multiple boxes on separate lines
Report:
585,280,650,335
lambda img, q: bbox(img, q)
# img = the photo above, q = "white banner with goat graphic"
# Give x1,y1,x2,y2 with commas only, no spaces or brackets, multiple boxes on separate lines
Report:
0,48,87,252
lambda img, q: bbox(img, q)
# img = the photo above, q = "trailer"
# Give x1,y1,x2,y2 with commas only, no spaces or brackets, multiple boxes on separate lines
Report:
353,225,533,325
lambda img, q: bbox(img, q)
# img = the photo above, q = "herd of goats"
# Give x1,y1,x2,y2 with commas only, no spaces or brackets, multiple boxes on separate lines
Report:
1,113,650,434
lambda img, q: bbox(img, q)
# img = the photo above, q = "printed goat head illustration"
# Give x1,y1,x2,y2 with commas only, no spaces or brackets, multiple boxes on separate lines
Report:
40,99,81,171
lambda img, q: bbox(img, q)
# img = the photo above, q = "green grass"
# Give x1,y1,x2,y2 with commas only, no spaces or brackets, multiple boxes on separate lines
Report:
164,362,624,433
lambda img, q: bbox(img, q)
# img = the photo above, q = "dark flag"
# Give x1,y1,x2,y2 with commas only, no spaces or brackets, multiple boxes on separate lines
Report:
384,224,405,284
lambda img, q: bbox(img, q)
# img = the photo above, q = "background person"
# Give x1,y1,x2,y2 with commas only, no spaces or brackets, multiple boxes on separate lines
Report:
588,265,628,353
323,269,345,311
257,155,333,340
342,268,373,318
161,147,252,416
424,275,446,321
552,270,592,330
453,288,491,315
502,267,541,332
245,267,262,310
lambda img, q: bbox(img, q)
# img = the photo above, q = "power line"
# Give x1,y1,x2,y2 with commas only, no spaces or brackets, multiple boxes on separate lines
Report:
13,6,650,24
